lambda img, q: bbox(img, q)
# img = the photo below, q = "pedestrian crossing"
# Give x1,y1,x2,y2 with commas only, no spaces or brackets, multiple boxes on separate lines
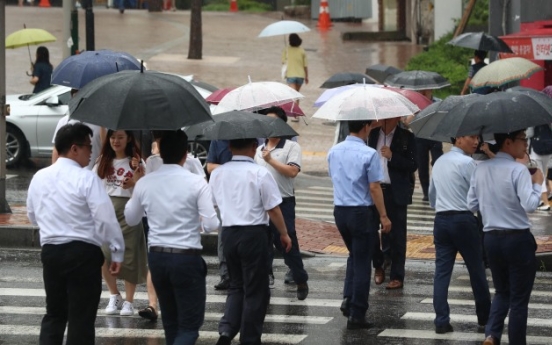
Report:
1,260,552,344
295,186,551,234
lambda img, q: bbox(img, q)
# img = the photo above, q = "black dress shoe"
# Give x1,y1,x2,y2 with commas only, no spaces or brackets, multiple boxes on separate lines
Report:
215,333,232,345
340,297,350,317
297,283,309,300
435,323,454,334
214,278,230,290
347,316,374,330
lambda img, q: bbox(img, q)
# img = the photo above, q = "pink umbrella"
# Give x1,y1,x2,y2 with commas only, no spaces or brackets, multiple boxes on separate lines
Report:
205,87,234,104
382,86,433,111
280,102,305,118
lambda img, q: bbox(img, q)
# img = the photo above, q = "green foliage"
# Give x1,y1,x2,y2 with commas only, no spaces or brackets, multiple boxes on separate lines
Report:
406,33,472,97
203,0,271,12
406,1,490,97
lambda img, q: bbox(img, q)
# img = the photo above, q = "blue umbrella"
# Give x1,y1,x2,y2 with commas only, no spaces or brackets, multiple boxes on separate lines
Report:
51,49,141,89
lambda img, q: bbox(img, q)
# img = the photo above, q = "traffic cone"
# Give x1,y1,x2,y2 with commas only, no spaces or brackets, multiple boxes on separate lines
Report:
38,0,51,7
229,0,237,12
317,0,331,30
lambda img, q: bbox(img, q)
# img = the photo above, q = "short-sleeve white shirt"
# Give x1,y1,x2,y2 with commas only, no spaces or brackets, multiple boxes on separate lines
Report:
254,139,301,198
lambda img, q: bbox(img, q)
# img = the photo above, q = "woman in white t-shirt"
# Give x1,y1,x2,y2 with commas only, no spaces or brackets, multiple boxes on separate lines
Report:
94,130,147,317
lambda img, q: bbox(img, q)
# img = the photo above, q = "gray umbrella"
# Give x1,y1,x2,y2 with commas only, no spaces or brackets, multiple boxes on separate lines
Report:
185,110,298,140
365,64,402,84
320,72,376,89
69,70,213,130
410,91,552,140
384,70,450,91
447,32,513,53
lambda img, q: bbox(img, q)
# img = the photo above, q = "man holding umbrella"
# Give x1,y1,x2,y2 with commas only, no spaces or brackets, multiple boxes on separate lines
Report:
461,50,488,95
468,129,542,345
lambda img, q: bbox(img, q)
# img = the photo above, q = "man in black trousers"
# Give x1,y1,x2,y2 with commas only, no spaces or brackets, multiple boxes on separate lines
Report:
368,117,417,290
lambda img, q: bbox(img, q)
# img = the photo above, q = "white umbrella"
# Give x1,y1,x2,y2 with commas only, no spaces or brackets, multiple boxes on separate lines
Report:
469,57,542,91
312,85,419,121
214,78,304,114
258,20,310,38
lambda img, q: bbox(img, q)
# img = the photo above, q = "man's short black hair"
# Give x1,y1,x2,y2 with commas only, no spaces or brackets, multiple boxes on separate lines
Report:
159,130,188,164
494,129,525,149
348,120,372,134
229,138,258,150
474,50,487,60
258,106,288,123
54,122,93,155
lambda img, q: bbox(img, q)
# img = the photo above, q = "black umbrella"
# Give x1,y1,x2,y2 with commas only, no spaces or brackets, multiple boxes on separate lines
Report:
447,32,513,53
69,70,213,130
410,92,552,141
384,70,450,91
320,72,376,89
185,110,298,140
365,64,402,84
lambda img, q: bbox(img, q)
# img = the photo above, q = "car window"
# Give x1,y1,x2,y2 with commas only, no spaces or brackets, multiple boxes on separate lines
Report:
27,86,56,101
57,91,72,105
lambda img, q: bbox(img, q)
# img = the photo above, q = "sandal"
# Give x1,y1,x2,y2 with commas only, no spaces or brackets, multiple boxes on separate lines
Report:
138,306,158,321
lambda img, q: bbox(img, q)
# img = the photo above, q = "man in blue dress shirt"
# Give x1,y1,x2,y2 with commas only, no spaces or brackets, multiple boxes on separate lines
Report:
468,129,543,345
429,135,490,334
328,120,391,330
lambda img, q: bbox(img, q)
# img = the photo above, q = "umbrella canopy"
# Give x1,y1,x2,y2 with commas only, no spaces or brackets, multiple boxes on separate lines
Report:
280,102,305,118
51,50,141,89
469,57,542,91
410,92,552,141
447,32,513,53
185,110,298,140
5,27,56,49
214,80,303,114
69,70,213,130
320,72,375,88
205,87,234,104
312,85,419,121
258,20,310,38
314,84,432,110
384,70,451,91
365,64,403,84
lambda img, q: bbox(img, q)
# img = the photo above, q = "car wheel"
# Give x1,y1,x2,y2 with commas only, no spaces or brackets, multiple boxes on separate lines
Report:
6,126,27,168
188,141,209,168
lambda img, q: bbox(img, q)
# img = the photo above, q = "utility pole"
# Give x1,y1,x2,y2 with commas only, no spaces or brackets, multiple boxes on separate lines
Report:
454,0,477,38
0,0,12,214
84,0,95,51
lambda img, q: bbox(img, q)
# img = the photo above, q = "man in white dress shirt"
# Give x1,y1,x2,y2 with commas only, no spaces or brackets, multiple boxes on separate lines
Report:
125,130,220,345
27,123,124,345
209,138,292,345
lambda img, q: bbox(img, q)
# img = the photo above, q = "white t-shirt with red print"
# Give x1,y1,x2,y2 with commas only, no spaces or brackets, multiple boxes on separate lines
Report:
93,157,145,198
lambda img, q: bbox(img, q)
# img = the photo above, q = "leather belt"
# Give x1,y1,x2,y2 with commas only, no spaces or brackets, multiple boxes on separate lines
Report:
486,229,530,236
149,246,201,255
436,210,473,216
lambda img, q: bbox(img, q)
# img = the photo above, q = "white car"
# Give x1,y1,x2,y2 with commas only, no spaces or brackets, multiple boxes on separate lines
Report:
5,75,215,168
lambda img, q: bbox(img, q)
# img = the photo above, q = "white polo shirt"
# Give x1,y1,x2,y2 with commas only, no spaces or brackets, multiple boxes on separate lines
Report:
254,139,301,198
209,155,282,227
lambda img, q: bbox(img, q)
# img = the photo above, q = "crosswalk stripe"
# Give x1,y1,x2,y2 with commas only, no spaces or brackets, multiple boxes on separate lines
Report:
456,275,552,284
0,307,332,324
378,329,552,343
0,325,307,343
402,311,552,327
419,298,552,310
0,289,343,307
448,286,552,297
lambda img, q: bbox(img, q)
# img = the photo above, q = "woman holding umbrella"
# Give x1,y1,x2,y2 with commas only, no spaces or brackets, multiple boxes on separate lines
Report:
282,34,308,122
30,46,53,94
94,130,148,317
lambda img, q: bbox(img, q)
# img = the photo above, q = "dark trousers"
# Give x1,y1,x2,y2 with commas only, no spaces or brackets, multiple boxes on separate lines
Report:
334,206,378,319
373,187,407,282
268,197,308,284
39,241,104,345
485,230,537,345
216,208,228,280
415,137,443,196
433,213,490,327
219,226,270,345
149,251,207,345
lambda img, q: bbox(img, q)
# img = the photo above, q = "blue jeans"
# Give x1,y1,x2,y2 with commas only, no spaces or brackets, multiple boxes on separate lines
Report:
334,206,378,319
433,213,490,327
148,251,207,345
286,77,304,85
485,230,537,345
268,197,308,284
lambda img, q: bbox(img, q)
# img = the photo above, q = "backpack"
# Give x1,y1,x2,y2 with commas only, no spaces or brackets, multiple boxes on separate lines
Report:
531,124,552,155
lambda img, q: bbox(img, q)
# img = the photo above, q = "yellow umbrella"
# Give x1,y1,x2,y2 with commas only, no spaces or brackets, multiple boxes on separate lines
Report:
6,25,57,73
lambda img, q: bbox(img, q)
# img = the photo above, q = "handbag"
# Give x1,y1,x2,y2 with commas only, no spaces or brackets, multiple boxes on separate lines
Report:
281,48,288,80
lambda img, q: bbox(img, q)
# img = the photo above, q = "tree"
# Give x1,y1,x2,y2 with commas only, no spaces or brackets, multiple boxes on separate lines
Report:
188,0,202,60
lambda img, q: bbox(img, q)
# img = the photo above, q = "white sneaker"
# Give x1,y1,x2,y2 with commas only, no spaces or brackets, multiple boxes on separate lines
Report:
120,301,134,316
537,205,551,211
105,294,123,315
